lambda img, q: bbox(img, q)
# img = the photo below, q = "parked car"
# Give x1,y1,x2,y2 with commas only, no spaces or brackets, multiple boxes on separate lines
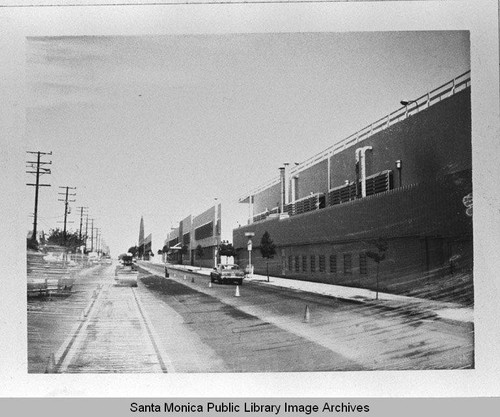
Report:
100,256,112,265
114,255,138,287
210,264,244,285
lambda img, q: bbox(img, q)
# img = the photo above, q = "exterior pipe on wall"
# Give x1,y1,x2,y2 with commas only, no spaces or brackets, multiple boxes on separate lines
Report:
355,146,373,198
284,163,290,205
279,166,285,214
248,195,254,225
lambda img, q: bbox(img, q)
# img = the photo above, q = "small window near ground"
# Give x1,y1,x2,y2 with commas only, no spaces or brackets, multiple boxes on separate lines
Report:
330,254,337,273
360,252,367,275
319,255,326,272
344,253,352,274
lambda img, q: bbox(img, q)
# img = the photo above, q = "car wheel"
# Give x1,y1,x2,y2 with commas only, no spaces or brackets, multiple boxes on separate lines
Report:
238,279,243,286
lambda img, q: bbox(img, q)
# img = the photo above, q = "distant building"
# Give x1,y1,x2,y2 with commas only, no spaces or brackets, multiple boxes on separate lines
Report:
138,216,145,258
233,71,472,299
143,233,152,260
164,202,221,268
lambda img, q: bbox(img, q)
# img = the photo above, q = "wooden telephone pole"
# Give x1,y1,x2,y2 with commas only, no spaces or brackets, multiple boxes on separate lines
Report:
26,151,52,243
58,186,76,243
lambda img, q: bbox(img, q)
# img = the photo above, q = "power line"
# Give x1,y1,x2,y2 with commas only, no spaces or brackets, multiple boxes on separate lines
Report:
85,214,89,251
89,218,95,252
58,186,76,243
77,206,89,242
26,150,52,243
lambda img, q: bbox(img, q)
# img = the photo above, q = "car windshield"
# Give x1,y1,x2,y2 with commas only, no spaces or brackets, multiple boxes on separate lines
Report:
221,265,239,270
122,256,133,264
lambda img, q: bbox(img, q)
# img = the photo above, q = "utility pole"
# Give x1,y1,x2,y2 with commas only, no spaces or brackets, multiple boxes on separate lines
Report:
58,186,76,244
77,206,88,242
94,228,100,255
90,219,94,252
26,151,52,244
98,232,102,255
85,214,89,252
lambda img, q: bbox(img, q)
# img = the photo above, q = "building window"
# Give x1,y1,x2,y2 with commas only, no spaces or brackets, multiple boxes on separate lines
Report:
319,255,326,272
288,256,293,271
344,253,352,274
302,255,307,272
330,254,337,273
194,221,214,240
360,252,367,275
295,256,300,272
310,255,316,272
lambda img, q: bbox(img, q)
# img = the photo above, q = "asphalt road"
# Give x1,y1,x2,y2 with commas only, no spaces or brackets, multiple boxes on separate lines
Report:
27,262,474,373
139,264,474,371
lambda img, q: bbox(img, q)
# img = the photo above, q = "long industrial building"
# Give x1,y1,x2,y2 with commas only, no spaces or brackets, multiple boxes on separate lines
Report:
233,71,472,300
164,203,222,268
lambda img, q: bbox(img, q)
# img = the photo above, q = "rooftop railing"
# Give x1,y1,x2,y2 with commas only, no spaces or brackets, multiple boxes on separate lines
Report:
239,70,470,202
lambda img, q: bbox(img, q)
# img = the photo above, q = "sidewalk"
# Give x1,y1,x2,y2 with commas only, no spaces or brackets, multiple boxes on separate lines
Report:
140,262,473,324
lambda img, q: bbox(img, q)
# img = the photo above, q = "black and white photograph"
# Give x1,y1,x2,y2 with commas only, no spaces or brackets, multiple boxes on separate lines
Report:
25,30,473,374
1,0,500,400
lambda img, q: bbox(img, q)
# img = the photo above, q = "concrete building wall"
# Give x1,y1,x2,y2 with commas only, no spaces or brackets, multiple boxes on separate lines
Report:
329,90,471,189
297,159,329,200
234,178,473,296
233,86,472,299
235,171,472,248
180,215,192,263
190,204,221,268
248,89,471,218
253,182,281,215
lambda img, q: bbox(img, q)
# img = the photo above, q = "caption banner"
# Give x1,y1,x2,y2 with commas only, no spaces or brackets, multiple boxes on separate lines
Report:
1,398,498,417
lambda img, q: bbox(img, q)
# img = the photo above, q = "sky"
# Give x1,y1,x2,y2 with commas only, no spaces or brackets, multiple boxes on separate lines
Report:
24,31,470,255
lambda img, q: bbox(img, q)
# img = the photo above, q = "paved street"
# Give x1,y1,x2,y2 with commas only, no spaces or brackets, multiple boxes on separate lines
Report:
141,263,474,371
28,261,474,373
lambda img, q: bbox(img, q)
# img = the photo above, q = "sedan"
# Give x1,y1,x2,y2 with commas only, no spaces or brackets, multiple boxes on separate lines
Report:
210,264,244,285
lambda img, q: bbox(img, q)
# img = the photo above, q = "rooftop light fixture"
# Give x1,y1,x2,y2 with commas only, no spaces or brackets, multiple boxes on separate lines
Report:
400,100,419,117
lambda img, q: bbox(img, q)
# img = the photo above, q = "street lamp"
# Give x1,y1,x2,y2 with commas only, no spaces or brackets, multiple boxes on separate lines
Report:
400,100,419,117
245,231,255,277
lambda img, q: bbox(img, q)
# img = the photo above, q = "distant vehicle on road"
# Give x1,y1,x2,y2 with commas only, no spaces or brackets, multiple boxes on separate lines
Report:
100,255,112,265
114,255,138,287
210,264,244,285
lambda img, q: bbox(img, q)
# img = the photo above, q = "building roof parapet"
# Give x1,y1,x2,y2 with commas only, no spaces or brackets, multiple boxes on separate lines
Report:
238,70,471,203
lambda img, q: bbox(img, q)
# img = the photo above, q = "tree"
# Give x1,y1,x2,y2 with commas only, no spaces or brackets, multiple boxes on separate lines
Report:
195,244,204,268
128,246,139,257
260,231,276,282
219,240,236,263
161,244,169,263
45,228,85,253
366,238,388,300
